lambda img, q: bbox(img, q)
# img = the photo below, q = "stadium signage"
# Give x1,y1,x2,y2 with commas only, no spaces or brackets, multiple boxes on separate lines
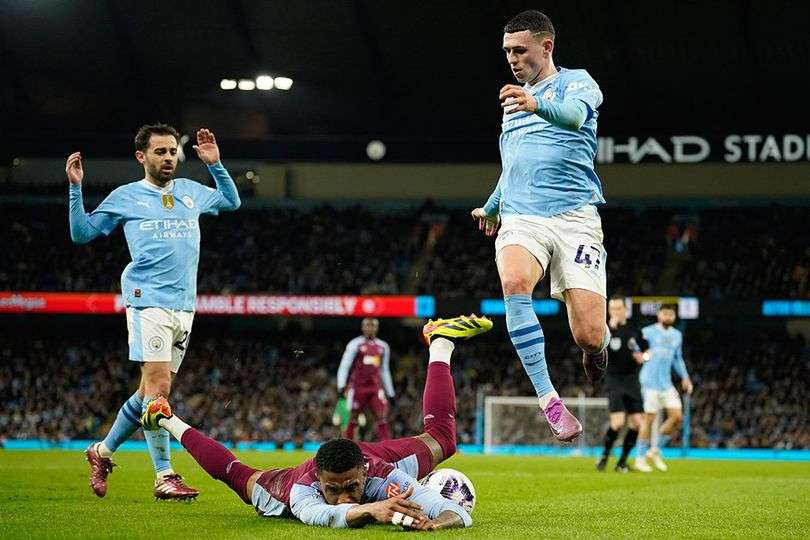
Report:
597,134,810,164
0,292,435,318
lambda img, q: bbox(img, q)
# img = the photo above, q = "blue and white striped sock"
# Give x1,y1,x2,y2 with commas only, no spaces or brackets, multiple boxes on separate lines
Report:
505,294,555,402
99,392,143,456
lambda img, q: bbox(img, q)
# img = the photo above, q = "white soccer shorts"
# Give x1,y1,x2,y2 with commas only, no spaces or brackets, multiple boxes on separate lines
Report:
494,204,607,301
642,385,682,414
126,307,194,373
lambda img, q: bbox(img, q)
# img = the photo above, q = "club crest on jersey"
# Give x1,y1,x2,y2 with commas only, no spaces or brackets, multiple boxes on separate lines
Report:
162,194,175,210
542,89,556,101
181,195,194,209
385,483,401,498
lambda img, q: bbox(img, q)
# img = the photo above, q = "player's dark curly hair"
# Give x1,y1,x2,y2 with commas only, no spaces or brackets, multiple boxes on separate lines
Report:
503,10,555,38
315,438,364,473
659,303,678,312
135,123,180,152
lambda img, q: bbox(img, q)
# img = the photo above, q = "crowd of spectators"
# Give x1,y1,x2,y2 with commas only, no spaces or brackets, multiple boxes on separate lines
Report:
3,202,808,298
2,325,807,450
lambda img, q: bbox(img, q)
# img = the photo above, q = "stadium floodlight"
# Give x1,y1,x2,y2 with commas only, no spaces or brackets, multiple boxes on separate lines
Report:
274,77,293,90
220,79,237,90
255,75,274,90
238,79,256,91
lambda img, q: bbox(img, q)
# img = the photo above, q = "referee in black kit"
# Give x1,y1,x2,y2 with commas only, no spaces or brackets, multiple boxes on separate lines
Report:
596,295,649,472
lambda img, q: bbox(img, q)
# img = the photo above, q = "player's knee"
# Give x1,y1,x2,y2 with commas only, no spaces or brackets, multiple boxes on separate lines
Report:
500,274,534,296
573,324,604,353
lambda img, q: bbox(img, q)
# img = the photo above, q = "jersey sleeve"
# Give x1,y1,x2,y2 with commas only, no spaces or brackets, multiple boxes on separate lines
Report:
195,162,241,215
563,70,603,121
379,341,395,398
69,184,125,243
366,469,472,527
289,483,356,528
482,172,503,216
337,338,360,391
671,332,689,379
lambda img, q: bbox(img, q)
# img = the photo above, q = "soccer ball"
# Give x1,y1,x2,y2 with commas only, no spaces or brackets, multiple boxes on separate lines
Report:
419,468,476,513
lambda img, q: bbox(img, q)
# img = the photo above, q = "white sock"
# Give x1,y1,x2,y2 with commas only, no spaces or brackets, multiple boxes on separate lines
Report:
160,415,191,441
538,391,560,410
96,441,114,458
157,468,176,480
428,337,455,364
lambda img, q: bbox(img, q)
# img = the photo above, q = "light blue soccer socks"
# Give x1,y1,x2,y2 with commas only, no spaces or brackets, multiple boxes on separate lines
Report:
505,294,555,399
142,396,173,475
99,392,143,456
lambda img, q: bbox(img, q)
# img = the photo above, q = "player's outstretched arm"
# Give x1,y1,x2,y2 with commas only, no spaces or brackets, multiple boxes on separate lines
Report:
345,486,428,528
499,84,588,131
194,128,241,212
66,152,103,244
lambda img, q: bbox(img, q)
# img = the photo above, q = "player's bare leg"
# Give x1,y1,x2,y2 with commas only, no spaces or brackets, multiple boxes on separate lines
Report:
498,246,582,441
635,413,655,472
648,407,682,471
562,288,609,383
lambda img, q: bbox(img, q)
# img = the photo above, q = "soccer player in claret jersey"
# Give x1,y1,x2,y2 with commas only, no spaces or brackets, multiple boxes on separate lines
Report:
635,304,694,472
471,10,609,441
140,315,491,530
67,125,241,499
337,318,395,441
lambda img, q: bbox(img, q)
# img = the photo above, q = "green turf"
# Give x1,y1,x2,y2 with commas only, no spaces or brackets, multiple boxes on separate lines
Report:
1,450,809,539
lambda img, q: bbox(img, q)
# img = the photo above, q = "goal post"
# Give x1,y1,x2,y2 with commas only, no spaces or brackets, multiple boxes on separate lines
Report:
483,395,609,453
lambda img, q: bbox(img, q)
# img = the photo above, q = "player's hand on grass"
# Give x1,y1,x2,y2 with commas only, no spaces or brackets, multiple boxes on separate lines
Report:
471,208,500,236
66,152,84,185
682,377,694,394
193,128,220,165
499,84,538,115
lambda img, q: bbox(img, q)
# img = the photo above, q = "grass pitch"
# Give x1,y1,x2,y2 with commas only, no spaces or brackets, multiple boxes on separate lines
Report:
1,450,809,539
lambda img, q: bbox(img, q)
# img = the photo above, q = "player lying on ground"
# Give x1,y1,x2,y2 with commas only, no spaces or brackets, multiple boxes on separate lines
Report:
140,315,491,529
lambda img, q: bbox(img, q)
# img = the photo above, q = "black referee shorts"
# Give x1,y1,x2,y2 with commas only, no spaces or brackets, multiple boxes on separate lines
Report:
606,374,643,414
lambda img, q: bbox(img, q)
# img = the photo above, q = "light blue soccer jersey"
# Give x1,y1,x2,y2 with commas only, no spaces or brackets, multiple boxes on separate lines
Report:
69,162,240,310
484,67,604,218
639,323,689,390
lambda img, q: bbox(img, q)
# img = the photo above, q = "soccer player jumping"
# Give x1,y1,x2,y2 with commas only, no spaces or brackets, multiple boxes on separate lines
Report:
471,11,609,441
336,318,395,441
140,315,490,530
67,124,241,499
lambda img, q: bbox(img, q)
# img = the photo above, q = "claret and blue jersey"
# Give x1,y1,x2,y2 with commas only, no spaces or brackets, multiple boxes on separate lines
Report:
68,162,240,310
485,67,605,218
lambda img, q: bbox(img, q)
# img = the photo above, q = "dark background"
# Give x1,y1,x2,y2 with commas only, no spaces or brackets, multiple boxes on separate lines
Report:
2,0,808,159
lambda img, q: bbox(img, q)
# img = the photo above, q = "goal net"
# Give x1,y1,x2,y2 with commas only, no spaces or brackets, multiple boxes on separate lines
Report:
483,395,609,452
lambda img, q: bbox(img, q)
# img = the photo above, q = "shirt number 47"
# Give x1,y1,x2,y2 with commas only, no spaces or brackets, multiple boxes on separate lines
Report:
574,244,603,270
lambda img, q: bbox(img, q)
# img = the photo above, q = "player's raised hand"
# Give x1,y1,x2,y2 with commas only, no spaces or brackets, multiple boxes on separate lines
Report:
471,207,500,237
193,128,220,165
499,84,538,115
65,152,84,185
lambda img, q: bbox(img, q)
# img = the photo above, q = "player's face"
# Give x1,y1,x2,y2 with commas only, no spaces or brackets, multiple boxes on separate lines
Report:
362,318,379,339
136,134,179,184
658,308,676,327
503,31,553,85
317,466,367,505
608,299,627,324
